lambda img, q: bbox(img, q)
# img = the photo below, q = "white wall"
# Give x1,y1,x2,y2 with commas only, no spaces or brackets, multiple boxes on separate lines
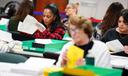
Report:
69,0,128,19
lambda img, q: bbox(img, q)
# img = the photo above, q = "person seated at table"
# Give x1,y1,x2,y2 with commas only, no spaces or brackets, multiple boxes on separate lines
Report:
96,2,124,36
62,2,79,27
56,15,111,68
33,4,65,40
8,0,33,32
101,9,128,53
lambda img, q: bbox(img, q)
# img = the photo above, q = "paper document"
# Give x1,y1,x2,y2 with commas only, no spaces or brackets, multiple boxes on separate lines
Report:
0,30,13,42
67,45,84,68
0,18,9,26
18,15,46,34
35,39,52,44
25,57,55,66
106,39,124,52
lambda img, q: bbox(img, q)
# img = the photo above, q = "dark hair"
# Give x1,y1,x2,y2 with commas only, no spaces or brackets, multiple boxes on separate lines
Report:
4,1,20,18
14,0,33,21
43,4,62,33
120,9,128,24
101,2,124,34
69,16,93,38
7,4,16,18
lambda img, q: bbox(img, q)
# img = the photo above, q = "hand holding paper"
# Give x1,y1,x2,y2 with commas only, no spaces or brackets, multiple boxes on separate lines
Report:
106,39,124,52
18,15,46,34
36,22,46,32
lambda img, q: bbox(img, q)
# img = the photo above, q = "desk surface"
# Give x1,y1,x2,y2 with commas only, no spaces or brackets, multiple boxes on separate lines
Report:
78,65,122,76
48,65,122,76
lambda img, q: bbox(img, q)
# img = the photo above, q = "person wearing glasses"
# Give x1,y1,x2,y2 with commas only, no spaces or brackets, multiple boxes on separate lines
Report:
57,16,111,68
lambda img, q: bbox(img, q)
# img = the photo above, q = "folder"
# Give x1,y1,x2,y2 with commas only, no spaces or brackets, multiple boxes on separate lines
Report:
63,67,95,76
67,45,84,68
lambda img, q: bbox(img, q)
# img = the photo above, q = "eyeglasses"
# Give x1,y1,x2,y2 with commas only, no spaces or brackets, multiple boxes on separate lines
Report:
69,28,80,33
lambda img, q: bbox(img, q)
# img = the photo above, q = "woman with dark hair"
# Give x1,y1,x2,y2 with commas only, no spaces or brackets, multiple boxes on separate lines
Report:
33,4,65,40
101,9,128,56
97,2,124,36
8,0,33,32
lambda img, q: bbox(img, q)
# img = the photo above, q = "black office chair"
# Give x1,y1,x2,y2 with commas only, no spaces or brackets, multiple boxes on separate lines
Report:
43,52,60,64
3,1,20,18
0,53,27,63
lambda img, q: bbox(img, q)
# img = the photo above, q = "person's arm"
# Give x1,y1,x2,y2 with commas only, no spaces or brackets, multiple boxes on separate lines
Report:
33,27,65,40
101,29,112,43
61,50,68,67
95,42,112,68
8,17,19,32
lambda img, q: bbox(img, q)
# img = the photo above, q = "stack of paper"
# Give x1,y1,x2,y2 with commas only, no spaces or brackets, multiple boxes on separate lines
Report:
0,30,13,42
0,72,30,76
11,63,43,76
106,39,124,52
11,57,55,76
0,18,9,26
0,62,17,72
18,15,46,34
67,45,84,68
25,57,55,65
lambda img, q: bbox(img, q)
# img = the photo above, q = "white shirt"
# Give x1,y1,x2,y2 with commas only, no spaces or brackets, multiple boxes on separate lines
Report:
56,40,112,68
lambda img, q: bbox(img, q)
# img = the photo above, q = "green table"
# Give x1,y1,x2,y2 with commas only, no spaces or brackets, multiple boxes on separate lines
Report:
77,65,122,76
0,25,7,31
44,40,68,53
48,65,122,76
22,40,44,53
22,39,68,53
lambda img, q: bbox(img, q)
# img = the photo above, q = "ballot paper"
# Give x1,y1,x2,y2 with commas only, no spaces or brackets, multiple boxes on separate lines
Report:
0,30,13,42
106,39,124,52
18,15,46,34
25,57,55,65
35,39,52,44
